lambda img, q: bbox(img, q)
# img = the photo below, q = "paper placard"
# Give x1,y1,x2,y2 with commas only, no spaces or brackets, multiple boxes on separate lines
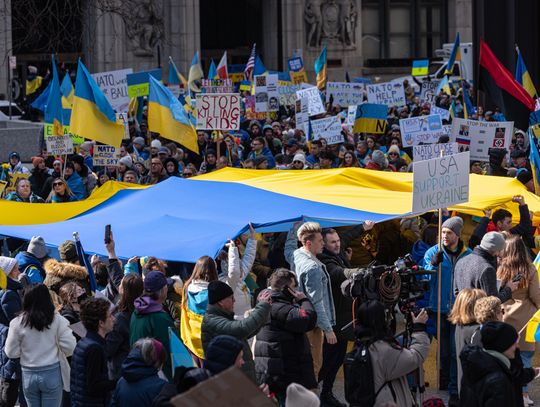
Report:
200,79,235,94
412,151,470,212
116,112,130,139
91,68,133,112
430,105,450,121
254,74,279,112
366,80,406,107
413,142,459,162
400,114,445,147
326,82,364,106
420,80,441,104
278,84,301,106
93,145,121,167
296,86,325,116
196,93,241,130
46,135,74,156
310,116,343,145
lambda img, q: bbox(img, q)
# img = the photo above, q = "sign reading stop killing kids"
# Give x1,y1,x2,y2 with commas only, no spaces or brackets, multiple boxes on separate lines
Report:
93,145,121,166
46,135,74,156
196,93,241,131
366,80,406,107
412,151,470,213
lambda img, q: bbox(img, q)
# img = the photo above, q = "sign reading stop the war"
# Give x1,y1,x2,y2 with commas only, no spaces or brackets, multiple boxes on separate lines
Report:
196,93,241,131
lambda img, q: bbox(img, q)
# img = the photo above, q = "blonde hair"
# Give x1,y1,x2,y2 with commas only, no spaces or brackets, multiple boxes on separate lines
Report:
473,296,502,324
297,222,322,245
448,288,486,325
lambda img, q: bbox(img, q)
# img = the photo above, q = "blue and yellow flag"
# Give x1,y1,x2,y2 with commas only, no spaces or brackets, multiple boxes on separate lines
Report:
45,55,64,136
412,60,429,76
169,327,195,375
462,85,475,119
516,46,537,99
254,55,268,76
449,99,456,119
353,103,388,134
436,76,451,96
188,51,204,93
314,46,327,90
30,81,51,112
207,59,218,80
26,76,43,96
525,308,540,343
445,32,461,75
529,130,540,194
60,74,74,124
70,59,124,147
180,289,208,359
148,76,198,153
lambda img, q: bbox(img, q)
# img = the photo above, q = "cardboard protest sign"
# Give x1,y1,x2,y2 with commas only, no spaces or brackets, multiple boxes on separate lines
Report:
196,93,241,131
91,68,133,112
400,114,445,147
366,80,406,107
413,142,459,162
288,57,308,84
170,367,274,407
278,84,301,106
254,74,279,112
296,86,325,116
346,105,357,128
450,118,514,161
295,97,309,133
46,135,74,156
420,80,441,104
412,151,470,212
116,112,130,139
326,82,364,106
93,145,121,167
44,123,83,145
431,105,450,121
310,116,343,145
200,79,235,94
126,69,162,98
244,96,267,120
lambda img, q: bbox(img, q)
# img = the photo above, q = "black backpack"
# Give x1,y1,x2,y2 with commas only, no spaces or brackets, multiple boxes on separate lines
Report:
343,341,394,407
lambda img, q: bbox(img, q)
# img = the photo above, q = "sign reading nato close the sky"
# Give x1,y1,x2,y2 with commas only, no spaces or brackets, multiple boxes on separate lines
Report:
412,151,470,213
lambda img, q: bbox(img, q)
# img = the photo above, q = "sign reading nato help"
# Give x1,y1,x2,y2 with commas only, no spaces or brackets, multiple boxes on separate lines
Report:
196,93,241,131
412,151,470,213
366,80,406,107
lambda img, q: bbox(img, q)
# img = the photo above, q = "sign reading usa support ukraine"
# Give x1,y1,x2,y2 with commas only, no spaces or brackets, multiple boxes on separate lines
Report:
400,114,445,146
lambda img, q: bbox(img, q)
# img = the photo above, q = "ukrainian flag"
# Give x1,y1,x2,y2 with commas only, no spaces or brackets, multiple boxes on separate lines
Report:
70,59,124,147
180,289,208,359
60,74,74,124
449,99,456,119
207,59,218,80
412,60,429,76
148,76,198,153
168,59,188,89
45,55,64,136
26,76,43,96
315,46,327,90
168,328,195,374
445,32,461,75
30,81,51,112
353,103,388,134
529,130,540,194
525,308,540,342
254,55,268,76
437,76,452,96
188,51,204,93
516,46,537,99
462,85,475,119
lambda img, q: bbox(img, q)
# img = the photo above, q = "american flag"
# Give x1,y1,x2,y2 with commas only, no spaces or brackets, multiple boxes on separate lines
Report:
244,43,257,81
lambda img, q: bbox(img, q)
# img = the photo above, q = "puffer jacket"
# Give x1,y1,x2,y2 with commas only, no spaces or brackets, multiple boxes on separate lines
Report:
0,279,23,381
15,251,46,285
43,258,90,298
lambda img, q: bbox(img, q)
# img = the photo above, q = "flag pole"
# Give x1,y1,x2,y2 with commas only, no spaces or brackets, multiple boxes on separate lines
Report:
436,148,445,391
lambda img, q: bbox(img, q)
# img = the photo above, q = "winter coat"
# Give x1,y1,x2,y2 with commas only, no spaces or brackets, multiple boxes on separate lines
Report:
106,311,132,380
15,251,46,285
0,278,23,381
66,171,87,200
370,331,430,407
29,168,50,199
51,193,78,203
455,323,481,393
459,345,517,407
502,267,540,352
423,242,471,314
110,348,168,407
254,291,317,393
454,246,512,303
5,191,44,203
285,230,335,332
130,296,175,381
220,239,257,319
247,146,276,169
201,301,271,382
43,258,90,297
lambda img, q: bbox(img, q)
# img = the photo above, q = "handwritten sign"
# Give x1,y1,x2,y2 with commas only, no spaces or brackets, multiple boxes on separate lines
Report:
310,116,343,145
44,123,83,145
413,142,459,162
295,97,309,133
116,112,130,139
46,135,74,156
366,80,406,107
201,79,235,94
126,69,162,98
420,80,441,104
431,105,450,121
327,82,364,106
91,68,133,112
279,84,301,106
93,145,121,166
296,86,325,116
400,114,445,146
412,151,470,212
254,74,279,112
196,93,241,130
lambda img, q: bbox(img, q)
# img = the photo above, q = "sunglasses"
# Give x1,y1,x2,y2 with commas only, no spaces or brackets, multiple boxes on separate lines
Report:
53,182,64,187
388,152,398,156
183,172,193,177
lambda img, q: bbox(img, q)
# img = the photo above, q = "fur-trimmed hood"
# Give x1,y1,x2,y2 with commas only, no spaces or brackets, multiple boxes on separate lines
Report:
43,258,90,293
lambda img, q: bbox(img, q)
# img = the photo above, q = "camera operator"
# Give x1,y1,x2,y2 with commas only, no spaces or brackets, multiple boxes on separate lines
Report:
355,300,429,406
316,223,375,406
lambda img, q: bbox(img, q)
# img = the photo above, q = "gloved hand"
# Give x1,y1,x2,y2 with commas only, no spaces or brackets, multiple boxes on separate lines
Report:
431,251,444,267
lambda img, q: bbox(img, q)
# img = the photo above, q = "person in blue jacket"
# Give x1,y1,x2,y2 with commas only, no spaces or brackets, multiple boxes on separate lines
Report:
247,136,276,169
15,236,48,285
64,161,86,200
423,216,471,406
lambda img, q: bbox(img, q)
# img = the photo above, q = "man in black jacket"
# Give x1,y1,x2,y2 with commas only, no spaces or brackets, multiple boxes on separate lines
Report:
317,221,374,407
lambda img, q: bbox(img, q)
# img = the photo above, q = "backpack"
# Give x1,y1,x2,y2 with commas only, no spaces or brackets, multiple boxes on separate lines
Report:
343,341,394,407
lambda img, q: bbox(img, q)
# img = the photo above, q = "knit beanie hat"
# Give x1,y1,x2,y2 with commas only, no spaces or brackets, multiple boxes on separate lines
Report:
481,321,518,353
208,280,234,304
118,155,133,169
371,150,388,168
292,153,306,164
133,136,145,146
27,236,48,259
31,156,44,167
0,257,18,276
59,240,78,263
441,216,464,237
285,383,320,407
480,232,506,254
204,335,243,375
151,139,162,149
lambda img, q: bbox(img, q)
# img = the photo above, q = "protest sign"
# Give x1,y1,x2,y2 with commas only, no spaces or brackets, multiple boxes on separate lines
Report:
310,116,343,145
46,135,74,156
353,77,373,85
296,86,325,116
420,80,441,104
91,68,133,112
431,105,450,121
126,69,162,98
366,80,406,107
244,96,266,120
295,97,309,133
5,173,29,194
166,84,184,98
278,84,301,106
450,118,514,161
200,79,235,94
413,142,459,162
346,105,357,128
254,74,279,112
400,114,445,147
93,145,121,167
326,82,364,106
116,112,130,139
228,72,244,83
196,93,241,131
0,180,6,197
288,57,308,84
412,151,470,213
44,123,83,145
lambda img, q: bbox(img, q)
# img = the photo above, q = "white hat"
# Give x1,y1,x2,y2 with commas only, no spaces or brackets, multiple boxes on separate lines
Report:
0,257,18,276
285,383,320,407
292,153,306,165
151,139,162,149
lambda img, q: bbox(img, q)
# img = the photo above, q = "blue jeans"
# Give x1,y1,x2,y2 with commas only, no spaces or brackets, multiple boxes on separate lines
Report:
429,311,457,396
521,350,535,393
21,363,63,407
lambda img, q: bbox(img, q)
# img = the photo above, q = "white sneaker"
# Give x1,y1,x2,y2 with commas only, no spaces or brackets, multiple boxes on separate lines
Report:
524,395,534,406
